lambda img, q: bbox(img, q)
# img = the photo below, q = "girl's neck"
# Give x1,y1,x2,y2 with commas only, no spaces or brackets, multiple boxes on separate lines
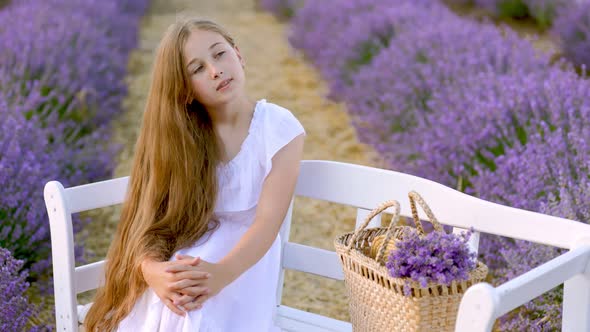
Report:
207,95,256,127
207,96,256,127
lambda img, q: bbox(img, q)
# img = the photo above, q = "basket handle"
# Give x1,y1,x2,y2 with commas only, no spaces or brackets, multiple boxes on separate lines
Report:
374,203,402,263
408,191,444,234
345,200,401,253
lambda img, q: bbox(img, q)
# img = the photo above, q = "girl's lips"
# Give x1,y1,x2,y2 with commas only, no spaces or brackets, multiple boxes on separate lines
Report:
216,78,232,91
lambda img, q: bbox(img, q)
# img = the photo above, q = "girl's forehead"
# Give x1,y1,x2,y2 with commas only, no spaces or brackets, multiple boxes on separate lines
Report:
185,29,227,54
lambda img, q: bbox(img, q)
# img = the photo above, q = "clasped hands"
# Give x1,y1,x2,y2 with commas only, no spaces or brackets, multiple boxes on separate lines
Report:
141,253,229,316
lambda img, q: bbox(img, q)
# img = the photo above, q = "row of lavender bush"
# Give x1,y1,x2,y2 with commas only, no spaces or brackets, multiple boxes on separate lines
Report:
261,0,589,330
457,0,565,27
449,0,590,68
0,0,149,329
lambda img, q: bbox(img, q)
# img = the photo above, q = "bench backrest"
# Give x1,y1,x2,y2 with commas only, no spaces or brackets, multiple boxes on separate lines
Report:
45,160,590,331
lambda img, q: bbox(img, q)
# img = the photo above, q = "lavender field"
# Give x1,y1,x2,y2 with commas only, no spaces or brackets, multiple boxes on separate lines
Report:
262,0,590,330
0,0,148,330
2,0,589,330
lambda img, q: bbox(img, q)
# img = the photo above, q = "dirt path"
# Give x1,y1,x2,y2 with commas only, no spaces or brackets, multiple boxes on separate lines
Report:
83,0,380,322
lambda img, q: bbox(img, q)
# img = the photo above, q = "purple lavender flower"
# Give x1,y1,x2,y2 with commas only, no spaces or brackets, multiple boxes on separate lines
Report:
470,68,590,221
313,2,455,100
0,0,139,132
0,0,148,297
288,0,382,60
386,228,476,292
397,66,577,190
0,248,39,332
342,16,549,176
552,1,590,68
288,0,439,62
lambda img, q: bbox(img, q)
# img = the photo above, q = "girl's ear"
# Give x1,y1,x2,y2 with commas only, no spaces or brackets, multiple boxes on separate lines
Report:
234,45,245,68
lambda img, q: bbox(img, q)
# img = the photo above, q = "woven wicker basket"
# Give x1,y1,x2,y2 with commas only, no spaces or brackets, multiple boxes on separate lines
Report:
334,191,488,332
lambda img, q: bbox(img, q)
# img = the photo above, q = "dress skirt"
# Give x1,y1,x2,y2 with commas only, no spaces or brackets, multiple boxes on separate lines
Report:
117,207,282,332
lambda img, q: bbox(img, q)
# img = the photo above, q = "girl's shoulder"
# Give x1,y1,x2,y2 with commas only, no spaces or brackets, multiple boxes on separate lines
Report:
214,100,305,212
254,99,305,137
253,99,305,178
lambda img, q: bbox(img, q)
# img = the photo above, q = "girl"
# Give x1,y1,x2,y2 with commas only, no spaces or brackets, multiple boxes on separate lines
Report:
84,18,305,331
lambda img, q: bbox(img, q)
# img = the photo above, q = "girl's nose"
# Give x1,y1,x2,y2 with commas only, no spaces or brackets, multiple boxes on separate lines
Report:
209,65,222,79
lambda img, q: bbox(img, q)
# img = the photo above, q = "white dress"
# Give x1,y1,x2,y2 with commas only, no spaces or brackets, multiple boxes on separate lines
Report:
117,99,306,332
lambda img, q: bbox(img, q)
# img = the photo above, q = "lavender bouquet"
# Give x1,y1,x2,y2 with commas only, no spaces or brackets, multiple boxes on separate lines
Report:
386,228,477,295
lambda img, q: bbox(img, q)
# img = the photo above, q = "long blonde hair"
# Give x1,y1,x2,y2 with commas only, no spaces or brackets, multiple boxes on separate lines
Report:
84,18,237,332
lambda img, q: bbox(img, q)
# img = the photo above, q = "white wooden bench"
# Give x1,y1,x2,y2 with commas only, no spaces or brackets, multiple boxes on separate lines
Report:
44,160,590,331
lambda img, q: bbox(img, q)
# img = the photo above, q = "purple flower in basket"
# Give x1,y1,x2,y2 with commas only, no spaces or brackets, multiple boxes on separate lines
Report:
386,228,476,295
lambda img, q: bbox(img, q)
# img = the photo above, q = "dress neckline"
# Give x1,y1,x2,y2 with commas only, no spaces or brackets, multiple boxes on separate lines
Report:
218,99,265,168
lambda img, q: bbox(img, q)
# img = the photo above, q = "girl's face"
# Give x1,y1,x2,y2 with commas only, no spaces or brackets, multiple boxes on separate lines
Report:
183,29,246,107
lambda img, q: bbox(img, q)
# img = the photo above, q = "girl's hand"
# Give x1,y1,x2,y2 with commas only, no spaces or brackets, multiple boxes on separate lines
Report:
166,254,231,311
140,255,210,316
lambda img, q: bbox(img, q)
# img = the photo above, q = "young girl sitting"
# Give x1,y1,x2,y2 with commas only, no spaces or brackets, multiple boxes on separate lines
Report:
84,18,306,331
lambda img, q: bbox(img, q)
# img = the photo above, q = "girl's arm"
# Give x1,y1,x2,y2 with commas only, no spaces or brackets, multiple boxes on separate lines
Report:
168,133,305,309
220,133,305,281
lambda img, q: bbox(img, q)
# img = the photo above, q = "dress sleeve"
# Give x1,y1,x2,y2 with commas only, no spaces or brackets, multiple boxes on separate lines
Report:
263,104,306,178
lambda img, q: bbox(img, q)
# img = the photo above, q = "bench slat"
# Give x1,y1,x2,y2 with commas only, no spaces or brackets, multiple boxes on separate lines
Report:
65,177,129,213
282,243,344,280
75,261,105,294
276,305,352,332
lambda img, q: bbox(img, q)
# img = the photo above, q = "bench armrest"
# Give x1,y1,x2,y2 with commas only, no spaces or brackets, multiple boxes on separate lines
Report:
455,245,590,331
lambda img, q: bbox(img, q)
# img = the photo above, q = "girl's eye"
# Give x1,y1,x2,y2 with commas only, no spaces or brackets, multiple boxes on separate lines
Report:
193,66,203,74
215,51,225,58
